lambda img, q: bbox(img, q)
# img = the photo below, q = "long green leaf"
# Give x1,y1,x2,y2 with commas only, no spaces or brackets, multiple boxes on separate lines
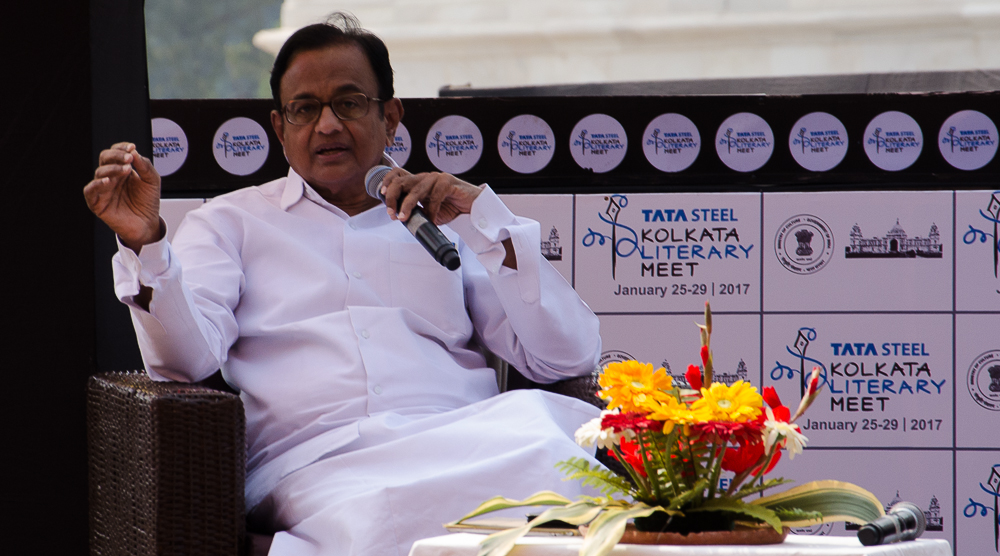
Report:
449,491,572,525
476,501,603,556
688,498,783,533
580,504,665,556
752,480,884,526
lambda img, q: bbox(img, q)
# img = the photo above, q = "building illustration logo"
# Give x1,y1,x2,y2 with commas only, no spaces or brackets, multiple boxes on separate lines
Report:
963,191,1000,292
968,350,1000,411
774,214,835,274
541,226,562,261
845,219,943,258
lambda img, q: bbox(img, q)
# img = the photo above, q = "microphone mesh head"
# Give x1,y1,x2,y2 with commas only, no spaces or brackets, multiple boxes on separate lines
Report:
365,165,392,200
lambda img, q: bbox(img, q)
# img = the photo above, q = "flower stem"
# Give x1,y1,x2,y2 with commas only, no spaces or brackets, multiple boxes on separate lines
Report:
706,439,723,499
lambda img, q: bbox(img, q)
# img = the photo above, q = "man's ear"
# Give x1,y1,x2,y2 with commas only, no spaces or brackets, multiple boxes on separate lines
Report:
270,110,286,148
382,98,404,146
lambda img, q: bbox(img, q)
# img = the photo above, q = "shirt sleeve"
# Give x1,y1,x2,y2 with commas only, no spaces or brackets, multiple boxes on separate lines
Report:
450,185,602,383
112,215,243,383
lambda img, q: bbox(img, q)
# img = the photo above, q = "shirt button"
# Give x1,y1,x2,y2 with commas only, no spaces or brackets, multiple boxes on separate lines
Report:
360,329,370,339
373,385,383,395
478,217,488,229
349,222,358,230
353,271,362,279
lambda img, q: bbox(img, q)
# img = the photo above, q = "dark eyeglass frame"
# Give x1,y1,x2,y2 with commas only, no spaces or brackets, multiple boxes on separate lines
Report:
281,92,384,125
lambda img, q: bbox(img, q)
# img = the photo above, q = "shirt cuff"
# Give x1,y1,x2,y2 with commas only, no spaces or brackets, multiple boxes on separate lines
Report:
112,232,172,302
451,185,541,303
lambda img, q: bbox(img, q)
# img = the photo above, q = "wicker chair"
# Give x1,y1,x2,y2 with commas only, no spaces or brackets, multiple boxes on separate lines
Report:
87,370,602,556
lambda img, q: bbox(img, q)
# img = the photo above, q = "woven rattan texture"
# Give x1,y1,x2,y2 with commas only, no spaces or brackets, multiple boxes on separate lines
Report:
87,371,246,556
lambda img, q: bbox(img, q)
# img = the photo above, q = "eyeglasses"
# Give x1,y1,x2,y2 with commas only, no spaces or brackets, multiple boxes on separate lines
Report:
281,92,384,125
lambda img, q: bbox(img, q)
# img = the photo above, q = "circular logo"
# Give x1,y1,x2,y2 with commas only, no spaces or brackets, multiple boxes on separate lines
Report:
788,112,849,172
938,110,998,171
598,350,636,369
151,118,189,177
864,111,923,171
498,114,556,174
715,113,774,172
386,121,411,167
967,350,1000,411
642,113,700,173
212,117,269,176
425,115,483,174
774,214,835,275
570,114,628,173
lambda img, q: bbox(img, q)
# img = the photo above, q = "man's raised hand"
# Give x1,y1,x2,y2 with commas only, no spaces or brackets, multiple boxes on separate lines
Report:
84,143,163,252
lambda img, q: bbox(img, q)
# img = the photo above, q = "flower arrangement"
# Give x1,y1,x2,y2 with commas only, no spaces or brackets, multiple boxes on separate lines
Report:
450,302,885,556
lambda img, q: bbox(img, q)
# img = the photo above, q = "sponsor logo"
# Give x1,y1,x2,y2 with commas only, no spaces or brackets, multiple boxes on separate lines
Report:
498,115,555,174
642,113,700,173
967,350,1000,411
963,464,1000,552
151,118,188,177
385,121,411,167
774,214,834,274
939,110,998,171
864,111,923,171
715,113,773,172
845,219,943,258
581,195,751,282
961,190,1000,293
788,112,848,172
570,114,628,173
425,115,483,174
212,117,269,176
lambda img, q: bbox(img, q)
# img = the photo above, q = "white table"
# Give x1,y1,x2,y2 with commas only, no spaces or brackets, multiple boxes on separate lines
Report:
409,533,952,556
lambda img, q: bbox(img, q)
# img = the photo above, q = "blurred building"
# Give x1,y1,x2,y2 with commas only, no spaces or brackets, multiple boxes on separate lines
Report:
253,0,1000,98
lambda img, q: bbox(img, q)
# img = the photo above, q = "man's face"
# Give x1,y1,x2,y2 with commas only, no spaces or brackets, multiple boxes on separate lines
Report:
270,43,402,206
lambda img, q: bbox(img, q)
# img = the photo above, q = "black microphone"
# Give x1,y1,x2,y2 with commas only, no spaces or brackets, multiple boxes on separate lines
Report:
857,501,926,546
365,165,461,271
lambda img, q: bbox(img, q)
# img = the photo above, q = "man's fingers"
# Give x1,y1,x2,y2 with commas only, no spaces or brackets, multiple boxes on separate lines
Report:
396,174,436,221
130,151,160,183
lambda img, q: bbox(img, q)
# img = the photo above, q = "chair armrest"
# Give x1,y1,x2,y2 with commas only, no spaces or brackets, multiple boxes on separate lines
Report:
87,371,246,556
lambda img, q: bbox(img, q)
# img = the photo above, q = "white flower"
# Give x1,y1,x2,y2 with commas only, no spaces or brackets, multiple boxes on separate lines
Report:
574,410,625,450
763,407,809,459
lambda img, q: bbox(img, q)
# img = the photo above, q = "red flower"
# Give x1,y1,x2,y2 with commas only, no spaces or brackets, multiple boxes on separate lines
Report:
615,437,649,477
700,345,710,367
601,412,663,433
685,364,703,391
721,442,781,475
690,420,764,446
762,386,781,409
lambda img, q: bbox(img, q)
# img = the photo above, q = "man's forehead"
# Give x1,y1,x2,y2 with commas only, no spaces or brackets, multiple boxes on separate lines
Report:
280,44,378,101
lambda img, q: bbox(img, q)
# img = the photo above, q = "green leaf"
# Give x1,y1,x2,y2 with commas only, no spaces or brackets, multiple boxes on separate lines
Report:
476,501,604,556
580,504,665,556
730,477,794,499
688,498,783,533
449,491,573,525
772,506,824,523
666,478,708,510
556,457,635,498
752,480,884,526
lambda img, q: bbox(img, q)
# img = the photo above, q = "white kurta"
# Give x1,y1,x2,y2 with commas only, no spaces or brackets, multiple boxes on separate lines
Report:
112,169,603,555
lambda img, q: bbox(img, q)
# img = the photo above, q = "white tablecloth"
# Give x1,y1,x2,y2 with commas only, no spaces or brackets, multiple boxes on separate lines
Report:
408,533,952,556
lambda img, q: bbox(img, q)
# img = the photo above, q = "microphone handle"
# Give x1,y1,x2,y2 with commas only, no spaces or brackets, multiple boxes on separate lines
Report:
404,206,461,271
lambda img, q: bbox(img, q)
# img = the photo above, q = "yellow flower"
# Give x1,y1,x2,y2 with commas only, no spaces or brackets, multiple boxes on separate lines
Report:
598,360,675,413
645,396,695,433
690,380,763,423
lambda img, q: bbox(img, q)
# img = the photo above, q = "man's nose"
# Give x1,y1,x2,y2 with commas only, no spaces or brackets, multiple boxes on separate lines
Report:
315,104,344,134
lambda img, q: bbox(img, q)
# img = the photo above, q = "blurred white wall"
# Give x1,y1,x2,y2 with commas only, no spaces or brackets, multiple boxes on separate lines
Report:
253,0,1000,98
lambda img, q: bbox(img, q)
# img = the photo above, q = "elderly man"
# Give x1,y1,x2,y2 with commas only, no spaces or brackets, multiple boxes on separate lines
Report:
85,14,602,556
